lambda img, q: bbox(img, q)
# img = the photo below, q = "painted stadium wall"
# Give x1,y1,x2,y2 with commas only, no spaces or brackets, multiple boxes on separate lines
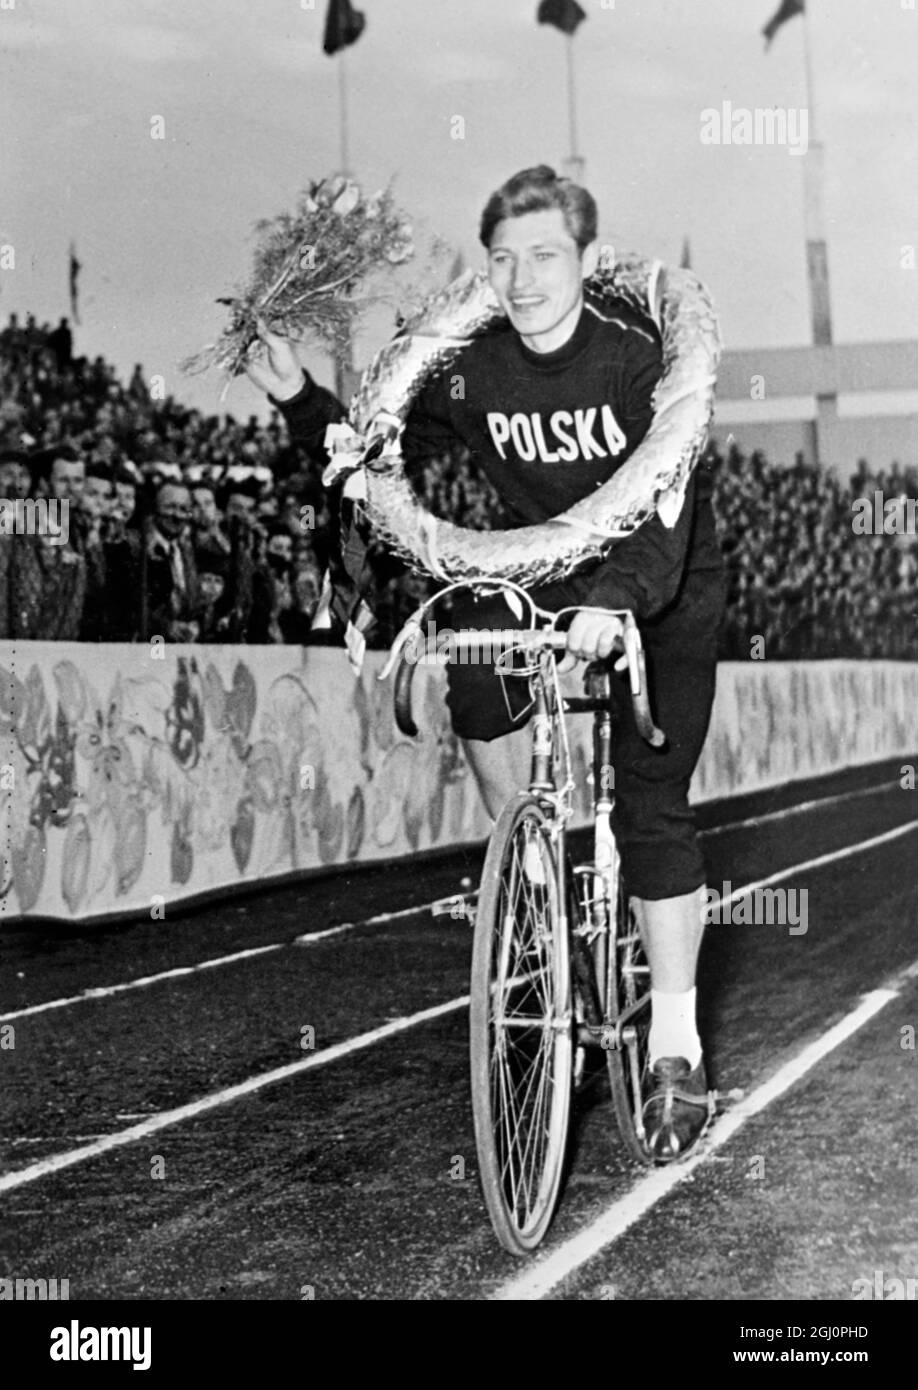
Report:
1,643,917,925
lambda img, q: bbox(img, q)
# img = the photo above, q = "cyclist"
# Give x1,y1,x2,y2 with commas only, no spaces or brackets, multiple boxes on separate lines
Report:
245,165,727,1162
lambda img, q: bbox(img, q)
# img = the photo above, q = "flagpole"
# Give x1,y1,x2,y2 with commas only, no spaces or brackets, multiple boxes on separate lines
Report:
799,1,832,348
566,35,578,161
562,34,584,182
338,47,350,176
335,48,352,399
801,0,818,144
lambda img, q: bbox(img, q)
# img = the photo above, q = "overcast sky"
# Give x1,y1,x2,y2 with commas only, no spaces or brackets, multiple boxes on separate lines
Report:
2,0,916,418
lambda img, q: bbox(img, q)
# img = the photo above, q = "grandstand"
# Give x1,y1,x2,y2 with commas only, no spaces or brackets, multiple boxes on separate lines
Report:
2,312,916,658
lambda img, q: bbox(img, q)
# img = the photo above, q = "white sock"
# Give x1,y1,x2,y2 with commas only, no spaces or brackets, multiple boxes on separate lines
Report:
648,988,702,1070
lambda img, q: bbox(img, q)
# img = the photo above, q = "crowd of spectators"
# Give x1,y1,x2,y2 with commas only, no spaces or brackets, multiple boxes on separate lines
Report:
714,445,918,660
1,312,916,658
0,313,331,645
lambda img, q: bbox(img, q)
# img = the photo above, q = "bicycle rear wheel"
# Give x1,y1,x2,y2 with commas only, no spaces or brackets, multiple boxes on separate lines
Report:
603,861,654,1164
470,794,573,1255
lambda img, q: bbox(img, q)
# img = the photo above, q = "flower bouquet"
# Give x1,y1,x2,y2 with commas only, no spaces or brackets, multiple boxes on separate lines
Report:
182,176,414,383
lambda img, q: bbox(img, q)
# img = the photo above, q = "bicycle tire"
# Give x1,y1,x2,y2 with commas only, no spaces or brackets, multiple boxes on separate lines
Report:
603,858,655,1165
469,793,573,1255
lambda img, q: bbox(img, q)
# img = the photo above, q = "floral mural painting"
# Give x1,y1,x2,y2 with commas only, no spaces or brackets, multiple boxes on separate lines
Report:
1,644,917,923
1,660,80,910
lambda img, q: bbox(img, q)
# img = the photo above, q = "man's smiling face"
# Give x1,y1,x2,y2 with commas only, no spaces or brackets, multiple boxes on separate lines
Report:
487,207,596,353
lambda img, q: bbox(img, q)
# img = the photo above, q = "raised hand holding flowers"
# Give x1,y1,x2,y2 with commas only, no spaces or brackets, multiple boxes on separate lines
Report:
182,176,415,386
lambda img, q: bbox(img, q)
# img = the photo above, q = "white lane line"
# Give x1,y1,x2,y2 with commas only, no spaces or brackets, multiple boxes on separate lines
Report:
716,818,918,908
294,899,454,942
493,982,906,1302
0,898,469,1024
3,812,916,1028
701,777,896,836
0,995,470,1195
5,818,918,1196
0,943,285,1023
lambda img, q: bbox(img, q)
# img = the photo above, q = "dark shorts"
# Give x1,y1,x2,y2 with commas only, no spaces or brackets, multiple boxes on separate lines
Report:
445,568,727,901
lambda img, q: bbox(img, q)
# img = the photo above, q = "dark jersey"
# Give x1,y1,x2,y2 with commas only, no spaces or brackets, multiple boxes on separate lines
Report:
277,297,722,623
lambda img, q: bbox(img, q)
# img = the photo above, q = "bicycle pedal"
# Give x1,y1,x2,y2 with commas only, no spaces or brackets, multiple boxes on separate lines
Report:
710,1086,744,1115
575,1022,606,1047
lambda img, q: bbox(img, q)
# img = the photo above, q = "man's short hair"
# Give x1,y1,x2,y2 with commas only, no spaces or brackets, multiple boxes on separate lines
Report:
114,461,141,488
28,443,81,485
38,443,82,468
217,474,262,510
155,479,191,505
479,164,598,253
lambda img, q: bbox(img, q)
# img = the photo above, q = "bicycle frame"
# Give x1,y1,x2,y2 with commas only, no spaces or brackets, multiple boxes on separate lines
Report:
384,574,660,1022
508,642,622,1051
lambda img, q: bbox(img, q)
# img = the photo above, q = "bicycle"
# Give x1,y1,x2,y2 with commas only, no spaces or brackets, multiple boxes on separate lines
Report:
387,578,712,1256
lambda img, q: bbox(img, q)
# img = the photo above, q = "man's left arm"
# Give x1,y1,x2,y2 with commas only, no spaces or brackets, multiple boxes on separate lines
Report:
584,337,696,623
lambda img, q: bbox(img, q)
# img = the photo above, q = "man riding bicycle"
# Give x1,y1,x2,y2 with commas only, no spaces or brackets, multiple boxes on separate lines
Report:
246,165,727,1162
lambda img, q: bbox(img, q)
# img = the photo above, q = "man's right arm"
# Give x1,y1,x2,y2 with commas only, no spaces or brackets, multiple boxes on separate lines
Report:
274,364,460,473
244,327,345,466
270,371,347,465
246,324,461,469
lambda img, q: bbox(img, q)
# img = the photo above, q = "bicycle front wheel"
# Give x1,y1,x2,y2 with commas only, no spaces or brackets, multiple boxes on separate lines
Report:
470,794,573,1255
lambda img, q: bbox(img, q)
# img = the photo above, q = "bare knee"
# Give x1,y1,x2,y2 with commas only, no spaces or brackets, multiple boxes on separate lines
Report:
463,730,530,819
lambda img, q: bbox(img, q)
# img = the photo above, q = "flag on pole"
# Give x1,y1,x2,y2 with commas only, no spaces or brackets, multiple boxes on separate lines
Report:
323,0,365,56
537,0,587,37
68,242,81,325
762,0,804,50
680,236,691,270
